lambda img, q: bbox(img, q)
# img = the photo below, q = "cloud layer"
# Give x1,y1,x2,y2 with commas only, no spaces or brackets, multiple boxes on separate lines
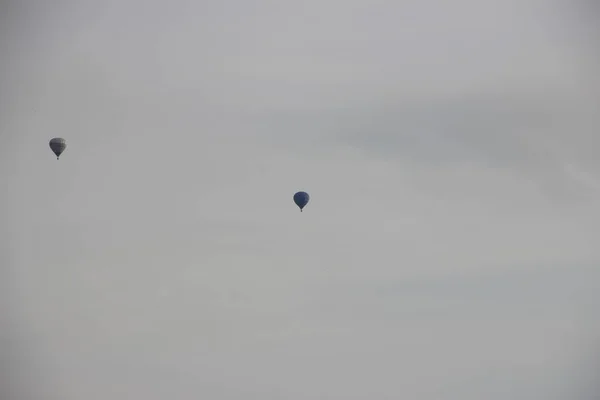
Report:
2,1,600,399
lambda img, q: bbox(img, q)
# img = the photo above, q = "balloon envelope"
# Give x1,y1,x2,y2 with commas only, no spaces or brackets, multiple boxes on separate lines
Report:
293,191,310,211
49,138,67,159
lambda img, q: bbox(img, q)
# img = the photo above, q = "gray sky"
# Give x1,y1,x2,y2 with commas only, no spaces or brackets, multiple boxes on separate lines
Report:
2,0,600,399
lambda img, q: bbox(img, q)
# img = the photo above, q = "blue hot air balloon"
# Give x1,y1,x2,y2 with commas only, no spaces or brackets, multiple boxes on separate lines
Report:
293,191,310,212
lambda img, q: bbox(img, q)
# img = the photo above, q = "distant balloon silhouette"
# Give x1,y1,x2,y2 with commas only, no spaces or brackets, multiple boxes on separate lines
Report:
49,138,67,160
293,191,310,212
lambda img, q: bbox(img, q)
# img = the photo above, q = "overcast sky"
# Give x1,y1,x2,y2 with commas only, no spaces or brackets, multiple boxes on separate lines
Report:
1,0,600,399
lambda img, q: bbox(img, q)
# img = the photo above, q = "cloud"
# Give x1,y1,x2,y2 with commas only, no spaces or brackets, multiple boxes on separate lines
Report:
2,0,600,399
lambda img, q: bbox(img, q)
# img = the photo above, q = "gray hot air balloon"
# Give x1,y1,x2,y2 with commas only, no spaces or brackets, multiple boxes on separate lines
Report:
49,138,67,160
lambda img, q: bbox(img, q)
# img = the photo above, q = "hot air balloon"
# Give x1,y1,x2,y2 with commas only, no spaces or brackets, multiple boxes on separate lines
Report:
293,191,310,212
49,138,67,160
